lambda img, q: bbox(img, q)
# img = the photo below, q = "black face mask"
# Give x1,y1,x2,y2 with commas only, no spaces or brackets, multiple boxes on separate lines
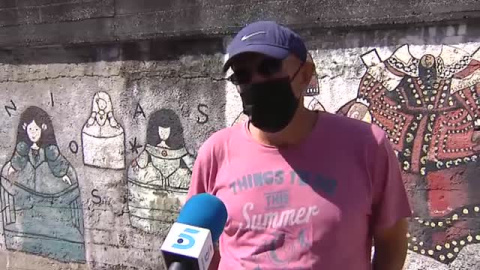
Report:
240,77,299,133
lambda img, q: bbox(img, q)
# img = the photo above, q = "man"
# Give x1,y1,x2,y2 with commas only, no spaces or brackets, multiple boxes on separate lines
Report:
186,20,412,270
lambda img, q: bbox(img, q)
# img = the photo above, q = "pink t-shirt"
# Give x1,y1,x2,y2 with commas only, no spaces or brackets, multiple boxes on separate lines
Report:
187,112,412,270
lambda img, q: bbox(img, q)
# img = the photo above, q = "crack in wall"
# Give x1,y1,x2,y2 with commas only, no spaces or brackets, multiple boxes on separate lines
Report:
0,73,226,83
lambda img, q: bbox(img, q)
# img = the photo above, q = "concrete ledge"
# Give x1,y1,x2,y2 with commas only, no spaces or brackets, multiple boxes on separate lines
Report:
0,0,478,48
0,0,113,27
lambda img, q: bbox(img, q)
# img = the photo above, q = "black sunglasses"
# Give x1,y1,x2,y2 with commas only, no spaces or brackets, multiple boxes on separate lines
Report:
226,58,283,85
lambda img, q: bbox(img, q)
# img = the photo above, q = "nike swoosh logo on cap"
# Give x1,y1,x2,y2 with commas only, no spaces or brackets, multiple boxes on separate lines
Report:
241,31,267,41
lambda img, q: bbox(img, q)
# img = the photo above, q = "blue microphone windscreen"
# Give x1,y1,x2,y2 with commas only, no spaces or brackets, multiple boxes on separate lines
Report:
177,193,228,243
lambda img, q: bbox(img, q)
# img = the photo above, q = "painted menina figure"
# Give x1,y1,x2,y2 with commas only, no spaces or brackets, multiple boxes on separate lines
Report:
82,91,125,170
127,108,195,232
0,106,85,263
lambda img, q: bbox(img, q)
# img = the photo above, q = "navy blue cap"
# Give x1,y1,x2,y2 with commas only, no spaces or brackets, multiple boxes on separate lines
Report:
223,21,308,72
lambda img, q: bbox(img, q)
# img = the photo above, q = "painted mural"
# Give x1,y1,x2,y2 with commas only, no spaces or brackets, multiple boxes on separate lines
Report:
304,53,326,112
336,44,480,264
127,108,195,233
82,91,126,170
0,106,85,263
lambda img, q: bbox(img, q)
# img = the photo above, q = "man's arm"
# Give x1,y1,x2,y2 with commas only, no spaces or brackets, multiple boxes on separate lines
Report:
185,139,217,201
370,127,412,270
372,218,409,270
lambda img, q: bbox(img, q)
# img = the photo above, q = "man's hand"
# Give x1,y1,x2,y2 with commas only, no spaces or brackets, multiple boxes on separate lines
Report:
208,244,221,270
372,218,409,270
472,121,480,151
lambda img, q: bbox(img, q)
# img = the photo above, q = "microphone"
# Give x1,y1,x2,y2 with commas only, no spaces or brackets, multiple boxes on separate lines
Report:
161,193,228,270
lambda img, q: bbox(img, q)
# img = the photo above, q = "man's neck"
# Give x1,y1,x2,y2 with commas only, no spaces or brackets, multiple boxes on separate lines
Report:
249,107,319,148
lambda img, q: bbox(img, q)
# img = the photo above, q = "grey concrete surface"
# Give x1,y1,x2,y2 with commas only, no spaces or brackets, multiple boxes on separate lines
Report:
0,0,479,48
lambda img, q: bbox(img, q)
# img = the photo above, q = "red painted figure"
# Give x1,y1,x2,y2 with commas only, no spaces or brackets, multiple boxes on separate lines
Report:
340,44,480,264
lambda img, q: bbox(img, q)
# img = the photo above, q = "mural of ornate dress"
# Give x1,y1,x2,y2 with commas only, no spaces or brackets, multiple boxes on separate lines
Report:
0,106,85,263
127,109,195,233
82,91,126,170
338,45,480,264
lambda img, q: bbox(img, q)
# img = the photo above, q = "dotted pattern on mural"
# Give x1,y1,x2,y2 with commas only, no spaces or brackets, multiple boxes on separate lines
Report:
407,204,480,263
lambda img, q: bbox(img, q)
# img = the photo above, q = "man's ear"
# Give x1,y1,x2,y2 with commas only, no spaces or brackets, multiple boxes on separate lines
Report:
303,61,315,84
23,123,27,130
42,124,47,130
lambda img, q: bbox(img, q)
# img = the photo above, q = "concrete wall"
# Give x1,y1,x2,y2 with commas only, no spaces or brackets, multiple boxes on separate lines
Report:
0,0,479,48
0,38,227,269
0,5,480,270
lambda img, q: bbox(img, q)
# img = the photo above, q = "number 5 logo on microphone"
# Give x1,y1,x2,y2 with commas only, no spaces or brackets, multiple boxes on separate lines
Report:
173,228,200,250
